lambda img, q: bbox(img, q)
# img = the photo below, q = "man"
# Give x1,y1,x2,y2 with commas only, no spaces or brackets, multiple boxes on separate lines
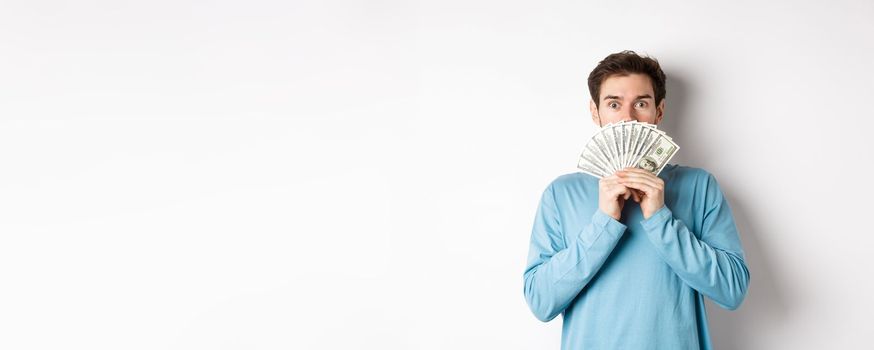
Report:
522,50,749,349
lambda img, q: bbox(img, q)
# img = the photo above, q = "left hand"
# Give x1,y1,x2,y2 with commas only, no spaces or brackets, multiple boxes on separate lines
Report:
616,167,665,219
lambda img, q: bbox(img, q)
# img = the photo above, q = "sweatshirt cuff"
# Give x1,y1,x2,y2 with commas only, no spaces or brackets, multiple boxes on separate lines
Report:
640,205,672,229
592,209,627,236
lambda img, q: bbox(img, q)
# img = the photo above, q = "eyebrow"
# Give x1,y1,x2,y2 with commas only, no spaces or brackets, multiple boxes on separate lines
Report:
603,94,653,101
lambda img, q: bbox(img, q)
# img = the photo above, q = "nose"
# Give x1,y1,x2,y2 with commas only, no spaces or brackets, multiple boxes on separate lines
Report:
620,107,636,122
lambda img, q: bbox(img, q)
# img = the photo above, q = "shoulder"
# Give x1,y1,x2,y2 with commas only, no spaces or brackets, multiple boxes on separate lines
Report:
546,171,598,191
663,164,728,203
536,171,599,205
662,163,718,185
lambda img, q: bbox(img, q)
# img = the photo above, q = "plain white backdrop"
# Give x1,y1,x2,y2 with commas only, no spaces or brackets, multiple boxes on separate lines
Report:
1,0,872,349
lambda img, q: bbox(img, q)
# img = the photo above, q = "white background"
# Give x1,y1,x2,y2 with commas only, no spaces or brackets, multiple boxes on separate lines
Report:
1,0,872,349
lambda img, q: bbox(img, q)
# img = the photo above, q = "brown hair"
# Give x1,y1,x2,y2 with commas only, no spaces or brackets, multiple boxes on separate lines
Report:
587,50,666,109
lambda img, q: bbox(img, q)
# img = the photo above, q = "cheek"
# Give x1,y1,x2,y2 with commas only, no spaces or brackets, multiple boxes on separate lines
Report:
599,109,622,122
599,116,622,124
637,108,658,122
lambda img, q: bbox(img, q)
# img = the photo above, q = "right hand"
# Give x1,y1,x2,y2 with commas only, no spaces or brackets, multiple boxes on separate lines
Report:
598,174,641,221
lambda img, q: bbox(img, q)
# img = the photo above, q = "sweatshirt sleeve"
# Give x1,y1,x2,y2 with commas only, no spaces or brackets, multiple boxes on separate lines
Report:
639,173,750,310
522,183,627,322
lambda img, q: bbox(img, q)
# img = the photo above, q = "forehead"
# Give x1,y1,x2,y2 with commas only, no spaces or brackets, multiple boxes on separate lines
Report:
599,73,654,99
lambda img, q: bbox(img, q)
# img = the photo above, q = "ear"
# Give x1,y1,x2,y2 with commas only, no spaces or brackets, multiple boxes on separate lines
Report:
655,99,665,124
589,99,600,125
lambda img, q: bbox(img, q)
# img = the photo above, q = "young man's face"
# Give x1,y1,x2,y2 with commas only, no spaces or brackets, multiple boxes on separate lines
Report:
589,73,665,127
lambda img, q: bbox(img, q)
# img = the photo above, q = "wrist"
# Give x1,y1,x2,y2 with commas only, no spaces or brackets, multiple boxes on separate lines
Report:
643,204,664,219
599,207,621,221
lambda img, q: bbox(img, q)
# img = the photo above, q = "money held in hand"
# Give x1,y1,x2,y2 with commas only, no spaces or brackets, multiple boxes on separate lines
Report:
576,121,679,178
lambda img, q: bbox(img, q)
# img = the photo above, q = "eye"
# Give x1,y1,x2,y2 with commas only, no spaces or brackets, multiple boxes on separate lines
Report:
635,101,648,108
608,102,619,109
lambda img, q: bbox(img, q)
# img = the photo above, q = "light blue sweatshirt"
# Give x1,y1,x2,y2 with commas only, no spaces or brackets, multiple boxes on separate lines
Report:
522,164,749,349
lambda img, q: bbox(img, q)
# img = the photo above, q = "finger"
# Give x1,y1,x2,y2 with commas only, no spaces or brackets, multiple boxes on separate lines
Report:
602,174,621,181
617,178,651,190
610,185,630,199
616,172,663,189
619,180,661,193
619,169,665,185
600,177,621,187
601,178,624,189
622,167,658,175
617,169,660,181
624,186,644,199
599,177,620,188
610,185,629,198
617,179,657,195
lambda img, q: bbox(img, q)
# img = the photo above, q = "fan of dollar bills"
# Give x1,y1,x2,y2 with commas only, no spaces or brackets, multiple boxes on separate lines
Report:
576,121,679,178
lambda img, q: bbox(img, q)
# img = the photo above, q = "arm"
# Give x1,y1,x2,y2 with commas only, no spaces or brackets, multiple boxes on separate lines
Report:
639,173,750,310
522,183,627,322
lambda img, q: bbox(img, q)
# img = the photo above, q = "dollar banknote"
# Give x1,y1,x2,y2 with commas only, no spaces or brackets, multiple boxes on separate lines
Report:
577,121,679,178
